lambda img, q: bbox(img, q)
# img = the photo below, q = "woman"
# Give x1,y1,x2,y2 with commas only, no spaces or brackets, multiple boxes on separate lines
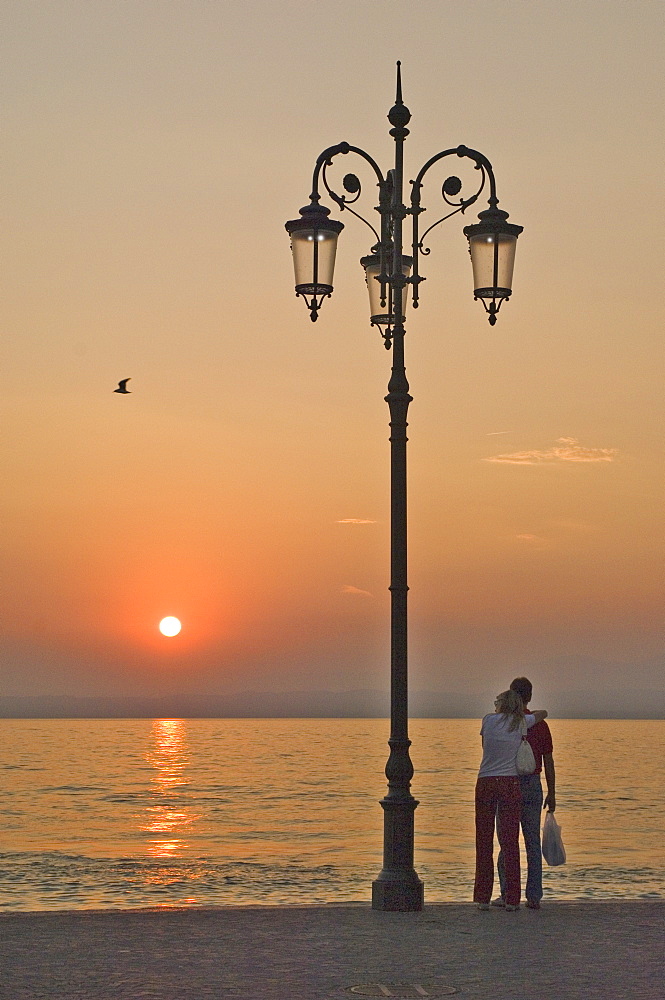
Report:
474,690,548,911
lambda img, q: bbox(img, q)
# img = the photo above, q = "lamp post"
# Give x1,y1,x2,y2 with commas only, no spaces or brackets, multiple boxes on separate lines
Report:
286,64,522,912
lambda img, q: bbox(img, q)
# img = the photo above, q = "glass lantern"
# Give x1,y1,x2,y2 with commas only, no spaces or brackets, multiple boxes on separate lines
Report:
360,252,413,329
463,207,523,324
285,202,344,321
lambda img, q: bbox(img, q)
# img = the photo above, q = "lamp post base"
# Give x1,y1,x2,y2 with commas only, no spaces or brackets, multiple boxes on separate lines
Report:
372,871,424,911
372,734,424,910
372,793,424,911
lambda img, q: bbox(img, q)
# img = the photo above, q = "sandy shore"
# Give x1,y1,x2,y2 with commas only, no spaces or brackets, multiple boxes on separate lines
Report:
0,901,662,999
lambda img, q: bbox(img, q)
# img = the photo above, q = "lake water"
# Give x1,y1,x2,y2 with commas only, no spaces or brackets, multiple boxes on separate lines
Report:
1,717,663,910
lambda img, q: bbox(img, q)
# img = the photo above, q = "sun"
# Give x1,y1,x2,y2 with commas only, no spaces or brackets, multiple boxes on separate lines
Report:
159,616,182,637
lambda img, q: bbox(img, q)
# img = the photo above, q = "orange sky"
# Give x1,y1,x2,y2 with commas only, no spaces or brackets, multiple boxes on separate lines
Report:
1,1,663,714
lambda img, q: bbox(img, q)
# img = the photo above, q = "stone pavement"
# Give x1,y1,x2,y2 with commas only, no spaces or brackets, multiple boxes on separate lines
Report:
0,901,662,1000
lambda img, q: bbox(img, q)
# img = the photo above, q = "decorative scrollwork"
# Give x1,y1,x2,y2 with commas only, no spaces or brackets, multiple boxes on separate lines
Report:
321,159,380,241
442,175,462,201
343,173,361,196
416,163,486,253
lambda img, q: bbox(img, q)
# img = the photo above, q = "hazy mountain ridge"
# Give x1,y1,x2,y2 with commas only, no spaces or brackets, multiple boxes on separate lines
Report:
1,689,663,719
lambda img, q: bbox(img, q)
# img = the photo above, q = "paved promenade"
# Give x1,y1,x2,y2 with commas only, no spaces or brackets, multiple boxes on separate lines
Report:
0,901,662,1000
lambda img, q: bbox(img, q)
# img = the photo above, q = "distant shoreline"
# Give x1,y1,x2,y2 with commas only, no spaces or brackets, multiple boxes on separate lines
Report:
1,712,663,721
1,689,663,720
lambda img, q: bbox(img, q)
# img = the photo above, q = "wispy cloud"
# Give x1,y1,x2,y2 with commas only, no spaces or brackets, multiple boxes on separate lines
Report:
341,585,373,597
484,437,618,465
486,430,512,436
511,519,601,549
514,533,550,549
336,518,377,524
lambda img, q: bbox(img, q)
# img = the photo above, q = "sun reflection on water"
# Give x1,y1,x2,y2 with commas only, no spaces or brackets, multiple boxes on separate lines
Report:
2,719,665,909
140,719,200,863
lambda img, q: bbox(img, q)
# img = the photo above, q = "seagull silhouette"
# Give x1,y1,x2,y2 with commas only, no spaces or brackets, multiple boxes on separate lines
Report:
114,379,131,394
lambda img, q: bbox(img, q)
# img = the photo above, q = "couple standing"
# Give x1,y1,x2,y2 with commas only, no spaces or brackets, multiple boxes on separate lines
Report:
474,676,556,910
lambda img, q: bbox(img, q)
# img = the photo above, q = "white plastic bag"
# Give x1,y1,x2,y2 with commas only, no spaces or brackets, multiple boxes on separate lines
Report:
542,811,566,866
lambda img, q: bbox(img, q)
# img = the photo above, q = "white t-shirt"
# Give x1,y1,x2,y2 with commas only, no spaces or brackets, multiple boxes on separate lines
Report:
478,713,537,778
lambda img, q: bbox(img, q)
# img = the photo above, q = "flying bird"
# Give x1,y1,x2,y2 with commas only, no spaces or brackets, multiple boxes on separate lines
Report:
114,379,131,394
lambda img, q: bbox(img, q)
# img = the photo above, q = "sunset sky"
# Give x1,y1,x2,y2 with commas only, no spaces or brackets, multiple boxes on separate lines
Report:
2,0,663,715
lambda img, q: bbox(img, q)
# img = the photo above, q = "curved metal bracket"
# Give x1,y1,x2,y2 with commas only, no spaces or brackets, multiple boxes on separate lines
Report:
418,196,480,251
412,144,496,202
310,143,387,245
322,162,381,242
409,145,498,308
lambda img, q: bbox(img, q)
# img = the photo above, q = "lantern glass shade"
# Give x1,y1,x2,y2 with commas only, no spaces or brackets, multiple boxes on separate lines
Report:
463,207,522,315
361,254,413,326
467,231,517,300
290,227,340,296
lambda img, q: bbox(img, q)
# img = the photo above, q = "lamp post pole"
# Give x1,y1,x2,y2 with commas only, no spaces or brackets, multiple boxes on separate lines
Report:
286,64,522,912
374,76,422,911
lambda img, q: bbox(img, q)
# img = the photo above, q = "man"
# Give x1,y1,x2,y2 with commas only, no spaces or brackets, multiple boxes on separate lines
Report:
493,676,556,909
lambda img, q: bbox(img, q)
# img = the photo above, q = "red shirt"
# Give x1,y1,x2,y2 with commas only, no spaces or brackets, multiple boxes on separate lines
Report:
525,719,553,774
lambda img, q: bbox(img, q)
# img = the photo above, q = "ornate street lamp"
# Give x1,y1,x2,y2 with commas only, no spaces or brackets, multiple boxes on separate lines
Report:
286,64,522,912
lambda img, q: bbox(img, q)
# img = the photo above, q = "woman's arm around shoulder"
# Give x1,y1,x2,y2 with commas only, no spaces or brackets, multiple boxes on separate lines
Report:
531,709,548,724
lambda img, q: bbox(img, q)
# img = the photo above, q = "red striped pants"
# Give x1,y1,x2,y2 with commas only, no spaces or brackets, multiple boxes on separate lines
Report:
474,775,522,906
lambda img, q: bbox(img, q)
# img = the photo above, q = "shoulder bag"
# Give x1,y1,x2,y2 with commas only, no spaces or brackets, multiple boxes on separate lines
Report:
516,718,537,775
